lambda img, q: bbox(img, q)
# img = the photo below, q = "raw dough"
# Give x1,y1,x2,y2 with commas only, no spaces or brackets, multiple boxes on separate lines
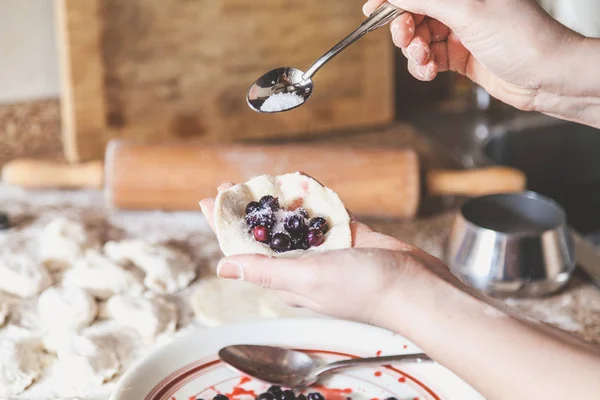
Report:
0,302,8,327
0,336,42,397
63,250,145,300
103,240,197,295
38,287,98,332
50,334,120,391
189,278,268,327
212,172,351,257
39,217,93,271
0,233,52,298
105,294,177,339
258,291,323,319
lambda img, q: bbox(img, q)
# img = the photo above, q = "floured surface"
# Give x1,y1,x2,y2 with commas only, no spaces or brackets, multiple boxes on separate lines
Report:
214,172,351,257
0,184,599,398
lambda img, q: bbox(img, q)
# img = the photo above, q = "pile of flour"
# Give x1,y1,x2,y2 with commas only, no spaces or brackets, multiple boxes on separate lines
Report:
0,185,319,399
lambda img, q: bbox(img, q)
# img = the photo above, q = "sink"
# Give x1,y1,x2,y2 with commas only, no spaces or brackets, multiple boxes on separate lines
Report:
411,110,600,238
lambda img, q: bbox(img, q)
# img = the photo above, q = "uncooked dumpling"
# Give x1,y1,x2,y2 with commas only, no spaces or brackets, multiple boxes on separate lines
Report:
212,172,351,257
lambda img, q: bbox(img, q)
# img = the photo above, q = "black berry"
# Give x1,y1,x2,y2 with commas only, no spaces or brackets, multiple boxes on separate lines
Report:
257,393,275,400
384,397,399,400
307,229,324,247
309,217,328,233
245,210,275,229
260,195,280,212
307,393,324,400
291,234,310,250
284,214,306,233
267,386,283,398
280,390,295,400
245,201,261,215
0,213,10,230
296,395,307,400
214,395,229,400
270,232,291,252
296,208,309,219
253,226,270,243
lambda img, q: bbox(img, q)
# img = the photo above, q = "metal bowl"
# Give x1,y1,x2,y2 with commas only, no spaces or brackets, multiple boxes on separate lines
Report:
445,191,576,297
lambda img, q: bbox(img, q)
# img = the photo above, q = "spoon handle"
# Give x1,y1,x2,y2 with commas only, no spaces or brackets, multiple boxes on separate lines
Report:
303,2,405,79
313,353,433,376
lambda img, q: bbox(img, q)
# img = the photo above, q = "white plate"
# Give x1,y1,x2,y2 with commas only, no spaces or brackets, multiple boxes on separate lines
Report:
110,318,484,400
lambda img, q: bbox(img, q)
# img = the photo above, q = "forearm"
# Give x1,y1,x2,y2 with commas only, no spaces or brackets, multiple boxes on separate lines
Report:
380,266,600,399
534,37,600,129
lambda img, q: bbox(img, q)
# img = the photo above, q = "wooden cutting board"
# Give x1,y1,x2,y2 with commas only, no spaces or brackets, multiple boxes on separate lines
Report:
55,0,395,162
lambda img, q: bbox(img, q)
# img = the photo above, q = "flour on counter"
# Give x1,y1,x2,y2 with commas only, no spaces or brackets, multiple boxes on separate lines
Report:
105,294,177,340
260,92,304,112
63,250,145,300
0,232,52,298
38,287,98,332
104,240,197,295
0,301,9,327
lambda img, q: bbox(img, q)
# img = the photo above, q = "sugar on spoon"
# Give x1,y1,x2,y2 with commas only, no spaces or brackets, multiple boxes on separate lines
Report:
218,344,433,388
247,2,405,114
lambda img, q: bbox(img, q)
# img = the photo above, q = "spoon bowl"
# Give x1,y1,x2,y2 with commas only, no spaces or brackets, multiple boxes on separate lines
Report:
247,67,314,114
218,344,432,388
246,2,404,114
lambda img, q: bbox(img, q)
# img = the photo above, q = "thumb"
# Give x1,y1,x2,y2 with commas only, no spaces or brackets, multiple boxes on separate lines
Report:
216,254,317,292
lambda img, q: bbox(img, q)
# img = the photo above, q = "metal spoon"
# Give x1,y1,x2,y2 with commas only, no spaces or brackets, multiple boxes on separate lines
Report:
247,2,405,114
218,344,432,388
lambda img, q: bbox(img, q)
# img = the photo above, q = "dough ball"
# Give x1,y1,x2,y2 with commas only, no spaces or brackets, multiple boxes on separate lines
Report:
38,217,94,271
63,249,145,300
0,233,52,298
0,337,42,397
189,278,267,327
103,240,196,295
0,301,9,327
213,172,351,257
38,287,98,332
105,294,177,339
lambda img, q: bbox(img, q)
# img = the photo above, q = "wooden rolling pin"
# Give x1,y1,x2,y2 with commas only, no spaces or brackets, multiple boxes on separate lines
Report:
1,141,526,218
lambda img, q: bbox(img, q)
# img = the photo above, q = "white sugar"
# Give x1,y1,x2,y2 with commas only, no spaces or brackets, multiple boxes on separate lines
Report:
260,92,304,112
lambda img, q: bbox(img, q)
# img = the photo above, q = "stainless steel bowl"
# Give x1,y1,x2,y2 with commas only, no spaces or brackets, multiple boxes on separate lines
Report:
445,191,576,297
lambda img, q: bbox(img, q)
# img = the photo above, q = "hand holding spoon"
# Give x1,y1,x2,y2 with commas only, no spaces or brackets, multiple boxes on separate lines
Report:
218,345,432,388
247,2,405,114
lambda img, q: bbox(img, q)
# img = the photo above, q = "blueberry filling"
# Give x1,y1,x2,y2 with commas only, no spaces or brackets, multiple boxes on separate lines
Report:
244,197,328,252
202,389,356,400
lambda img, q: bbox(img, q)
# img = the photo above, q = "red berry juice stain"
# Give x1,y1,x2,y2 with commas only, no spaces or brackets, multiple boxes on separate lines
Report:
189,397,197,400
398,377,406,383
374,371,382,377
403,345,408,349
312,385,353,400
376,350,382,356
224,376,256,400
371,398,379,400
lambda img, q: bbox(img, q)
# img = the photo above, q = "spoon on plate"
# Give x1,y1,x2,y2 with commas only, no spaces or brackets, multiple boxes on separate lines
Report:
218,344,432,388
247,2,405,114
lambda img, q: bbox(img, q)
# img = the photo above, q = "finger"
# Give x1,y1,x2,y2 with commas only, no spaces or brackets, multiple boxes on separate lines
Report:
217,182,235,193
199,198,216,232
430,41,449,71
216,254,318,292
363,0,386,16
274,290,320,310
426,18,451,43
390,13,415,48
405,36,431,65
407,59,438,81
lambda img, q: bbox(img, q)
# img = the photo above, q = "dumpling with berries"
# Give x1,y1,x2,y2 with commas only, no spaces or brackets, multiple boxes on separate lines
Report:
210,172,351,257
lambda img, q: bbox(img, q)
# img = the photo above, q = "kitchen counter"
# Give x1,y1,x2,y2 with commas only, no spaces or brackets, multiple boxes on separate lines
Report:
1,100,600,398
